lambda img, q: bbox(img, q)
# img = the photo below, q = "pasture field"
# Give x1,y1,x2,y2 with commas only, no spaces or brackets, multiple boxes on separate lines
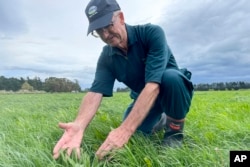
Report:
0,90,249,167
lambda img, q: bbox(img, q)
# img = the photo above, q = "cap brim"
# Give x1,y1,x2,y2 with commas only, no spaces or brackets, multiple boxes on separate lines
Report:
87,12,114,35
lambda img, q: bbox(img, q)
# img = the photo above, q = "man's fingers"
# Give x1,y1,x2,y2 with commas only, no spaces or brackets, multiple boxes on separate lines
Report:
58,122,69,130
53,137,66,154
76,148,81,159
53,152,60,159
96,143,113,160
67,148,81,159
53,147,81,160
53,143,67,159
53,143,62,156
66,147,73,157
53,123,68,155
53,122,83,159
53,124,70,155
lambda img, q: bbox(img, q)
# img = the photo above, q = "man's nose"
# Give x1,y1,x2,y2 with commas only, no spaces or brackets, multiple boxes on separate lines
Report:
101,30,110,39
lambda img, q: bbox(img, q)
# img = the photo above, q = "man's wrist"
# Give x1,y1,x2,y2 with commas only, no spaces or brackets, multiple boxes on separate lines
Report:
73,120,86,131
120,123,136,136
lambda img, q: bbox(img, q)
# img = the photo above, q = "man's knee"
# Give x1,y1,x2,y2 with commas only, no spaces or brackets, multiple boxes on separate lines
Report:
161,69,182,88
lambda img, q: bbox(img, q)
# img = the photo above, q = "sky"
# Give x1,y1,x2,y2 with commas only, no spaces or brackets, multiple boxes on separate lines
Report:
1,0,250,89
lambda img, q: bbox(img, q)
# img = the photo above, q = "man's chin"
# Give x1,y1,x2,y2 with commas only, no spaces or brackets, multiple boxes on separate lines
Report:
108,41,119,47
107,37,120,45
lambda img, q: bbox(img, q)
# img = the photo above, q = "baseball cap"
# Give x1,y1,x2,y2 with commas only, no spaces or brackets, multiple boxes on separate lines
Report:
85,0,121,35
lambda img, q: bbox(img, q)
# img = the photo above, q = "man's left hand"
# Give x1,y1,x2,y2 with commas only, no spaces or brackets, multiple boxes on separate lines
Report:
96,126,133,159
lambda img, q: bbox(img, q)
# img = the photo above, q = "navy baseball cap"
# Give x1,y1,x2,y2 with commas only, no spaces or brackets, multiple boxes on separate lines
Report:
85,0,121,35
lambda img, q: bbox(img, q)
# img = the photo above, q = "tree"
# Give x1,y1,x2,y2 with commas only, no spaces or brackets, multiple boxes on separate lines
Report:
43,77,81,92
0,76,22,91
27,77,43,90
21,81,34,91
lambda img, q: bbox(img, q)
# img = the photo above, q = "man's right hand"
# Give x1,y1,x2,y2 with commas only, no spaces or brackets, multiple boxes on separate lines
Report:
53,122,84,159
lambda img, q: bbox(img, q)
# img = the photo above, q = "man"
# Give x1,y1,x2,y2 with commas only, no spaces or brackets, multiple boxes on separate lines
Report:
53,0,193,160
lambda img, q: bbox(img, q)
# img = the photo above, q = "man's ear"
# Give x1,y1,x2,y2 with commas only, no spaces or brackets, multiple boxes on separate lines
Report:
119,12,125,25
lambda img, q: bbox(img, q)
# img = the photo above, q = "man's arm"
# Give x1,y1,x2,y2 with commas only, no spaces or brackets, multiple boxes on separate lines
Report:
74,91,103,129
96,82,159,159
53,91,103,159
120,82,159,133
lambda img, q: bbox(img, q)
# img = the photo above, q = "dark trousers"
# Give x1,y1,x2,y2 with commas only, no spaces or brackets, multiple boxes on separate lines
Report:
123,69,194,134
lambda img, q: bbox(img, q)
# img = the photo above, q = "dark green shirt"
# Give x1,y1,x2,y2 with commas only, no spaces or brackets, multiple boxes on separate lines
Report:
90,23,178,97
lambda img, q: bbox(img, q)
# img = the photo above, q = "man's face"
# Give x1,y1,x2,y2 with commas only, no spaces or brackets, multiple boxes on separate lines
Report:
93,12,126,47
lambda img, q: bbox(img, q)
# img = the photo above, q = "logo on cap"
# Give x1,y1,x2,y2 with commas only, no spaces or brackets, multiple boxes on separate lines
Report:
88,6,98,18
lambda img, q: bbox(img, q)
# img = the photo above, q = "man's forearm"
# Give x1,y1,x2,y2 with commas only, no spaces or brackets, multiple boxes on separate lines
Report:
74,92,103,131
120,82,160,134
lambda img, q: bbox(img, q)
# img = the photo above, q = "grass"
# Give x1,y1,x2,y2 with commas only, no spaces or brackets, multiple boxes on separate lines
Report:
0,90,249,167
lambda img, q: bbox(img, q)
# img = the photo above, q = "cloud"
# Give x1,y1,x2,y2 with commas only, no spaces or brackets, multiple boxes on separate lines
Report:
0,0,28,37
159,0,250,83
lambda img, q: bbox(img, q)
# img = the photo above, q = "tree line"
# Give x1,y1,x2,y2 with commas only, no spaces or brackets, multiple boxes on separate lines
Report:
116,81,250,92
0,76,81,92
1,75,249,93
193,81,250,91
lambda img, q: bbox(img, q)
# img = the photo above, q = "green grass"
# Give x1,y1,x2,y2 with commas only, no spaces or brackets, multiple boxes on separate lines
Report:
0,91,249,167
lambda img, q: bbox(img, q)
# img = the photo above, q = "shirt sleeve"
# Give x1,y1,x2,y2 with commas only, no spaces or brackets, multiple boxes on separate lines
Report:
144,24,172,84
89,46,115,97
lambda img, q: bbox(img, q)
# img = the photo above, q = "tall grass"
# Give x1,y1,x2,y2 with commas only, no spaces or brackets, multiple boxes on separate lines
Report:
0,91,249,166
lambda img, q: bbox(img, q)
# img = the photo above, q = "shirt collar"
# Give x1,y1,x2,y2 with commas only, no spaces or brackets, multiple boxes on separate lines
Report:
126,24,138,46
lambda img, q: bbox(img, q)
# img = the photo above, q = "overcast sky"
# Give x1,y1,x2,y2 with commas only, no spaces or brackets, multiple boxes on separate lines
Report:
1,0,250,89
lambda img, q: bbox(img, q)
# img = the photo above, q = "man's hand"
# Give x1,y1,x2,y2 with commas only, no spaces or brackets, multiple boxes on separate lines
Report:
96,126,133,160
53,122,84,159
